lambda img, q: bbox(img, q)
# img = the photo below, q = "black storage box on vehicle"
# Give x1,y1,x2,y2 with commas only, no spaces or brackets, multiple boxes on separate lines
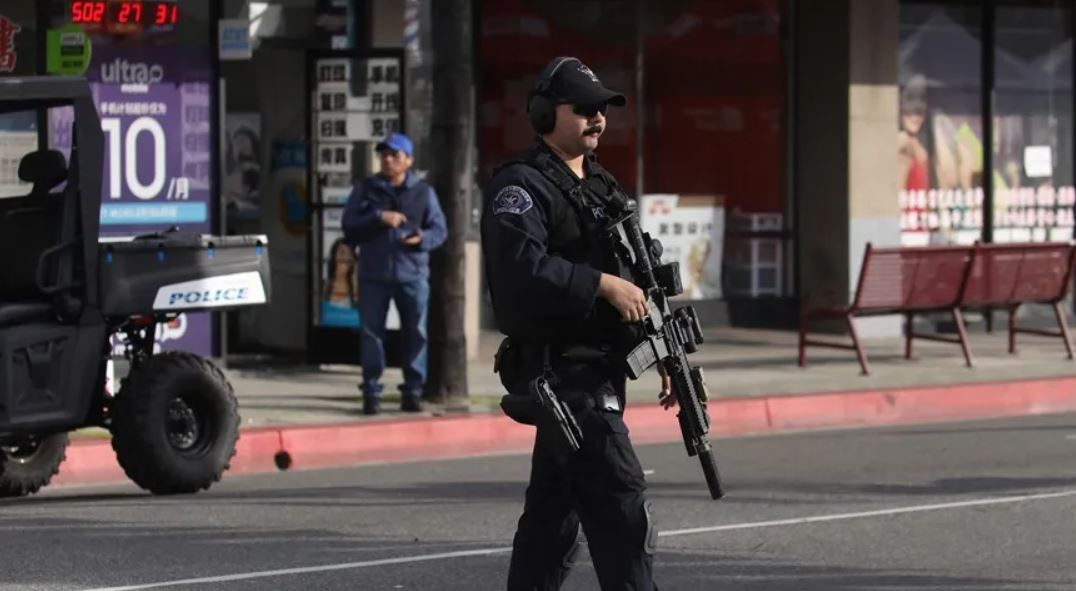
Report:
98,233,271,318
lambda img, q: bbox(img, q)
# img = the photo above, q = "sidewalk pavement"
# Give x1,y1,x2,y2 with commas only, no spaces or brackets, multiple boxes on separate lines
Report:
220,326,1076,426
52,324,1076,488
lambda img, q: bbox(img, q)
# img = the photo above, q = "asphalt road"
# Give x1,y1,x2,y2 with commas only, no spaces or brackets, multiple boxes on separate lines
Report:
3,413,1076,590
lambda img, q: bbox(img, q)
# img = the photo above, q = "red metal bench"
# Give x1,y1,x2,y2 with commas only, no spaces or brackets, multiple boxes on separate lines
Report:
798,243,976,375
799,241,1076,375
962,242,1076,359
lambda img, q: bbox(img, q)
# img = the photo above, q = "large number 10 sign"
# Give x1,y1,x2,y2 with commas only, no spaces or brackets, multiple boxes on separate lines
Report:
101,116,167,200
88,47,206,230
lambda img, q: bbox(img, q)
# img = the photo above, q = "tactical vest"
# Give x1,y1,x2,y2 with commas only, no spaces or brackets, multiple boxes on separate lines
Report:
493,144,636,347
494,145,630,269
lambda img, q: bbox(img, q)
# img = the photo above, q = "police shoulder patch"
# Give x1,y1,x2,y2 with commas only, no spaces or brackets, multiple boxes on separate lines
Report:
493,185,534,216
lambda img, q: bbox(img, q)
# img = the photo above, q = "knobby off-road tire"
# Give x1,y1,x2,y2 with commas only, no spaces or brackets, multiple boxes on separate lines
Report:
110,352,239,495
0,433,69,497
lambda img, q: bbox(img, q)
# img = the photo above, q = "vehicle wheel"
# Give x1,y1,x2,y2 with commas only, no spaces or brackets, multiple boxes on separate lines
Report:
110,352,239,495
0,433,69,497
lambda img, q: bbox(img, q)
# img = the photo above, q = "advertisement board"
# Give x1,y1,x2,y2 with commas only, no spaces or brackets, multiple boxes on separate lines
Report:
50,42,215,355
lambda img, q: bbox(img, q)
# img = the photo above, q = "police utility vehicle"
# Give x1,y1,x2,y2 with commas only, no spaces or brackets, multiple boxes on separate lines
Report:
0,77,271,496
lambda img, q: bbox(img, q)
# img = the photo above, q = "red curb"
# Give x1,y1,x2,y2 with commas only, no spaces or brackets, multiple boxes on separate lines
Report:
52,440,125,486
229,428,285,474
764,377,1076,432
278,415,534,470
43,375,1076,490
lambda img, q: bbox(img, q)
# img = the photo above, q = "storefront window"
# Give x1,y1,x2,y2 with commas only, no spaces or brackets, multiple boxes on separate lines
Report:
642,1,781,208
993,1,1074,243
900,1,1075,246
899,3,984,246
40,0,216,355
478,0,638,186
642,0,782,299
478,0,786,301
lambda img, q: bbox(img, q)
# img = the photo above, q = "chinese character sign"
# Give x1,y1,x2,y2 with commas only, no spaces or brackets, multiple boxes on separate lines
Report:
0,14,21,72
311,54,404,330
313,56,402,148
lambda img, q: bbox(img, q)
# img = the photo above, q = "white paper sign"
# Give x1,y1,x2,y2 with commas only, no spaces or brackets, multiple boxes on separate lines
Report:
1024,145,1053,179
218,19,253,60
0,131,37,199
638,194,725,300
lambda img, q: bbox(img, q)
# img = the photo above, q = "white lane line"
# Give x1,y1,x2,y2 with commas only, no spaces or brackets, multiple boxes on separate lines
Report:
659,488,1076,538
81,488,1076,591
81,548,513,591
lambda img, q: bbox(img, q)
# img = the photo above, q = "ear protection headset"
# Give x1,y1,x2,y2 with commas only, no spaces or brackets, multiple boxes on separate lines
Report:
527,56,581,135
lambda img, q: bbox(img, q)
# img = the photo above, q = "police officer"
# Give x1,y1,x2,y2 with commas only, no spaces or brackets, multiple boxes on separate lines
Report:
481,57,668,591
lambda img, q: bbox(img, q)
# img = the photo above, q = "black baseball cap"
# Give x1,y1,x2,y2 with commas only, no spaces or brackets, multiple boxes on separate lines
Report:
539,58,626,107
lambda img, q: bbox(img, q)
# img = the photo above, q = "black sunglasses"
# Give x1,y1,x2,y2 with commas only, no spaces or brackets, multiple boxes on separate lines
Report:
572,103,609,118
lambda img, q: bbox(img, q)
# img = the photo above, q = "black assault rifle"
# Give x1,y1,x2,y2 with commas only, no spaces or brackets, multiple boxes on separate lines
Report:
606,203,725,500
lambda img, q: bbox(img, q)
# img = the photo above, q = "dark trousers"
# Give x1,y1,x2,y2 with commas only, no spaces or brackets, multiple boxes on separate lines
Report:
507,364,659,591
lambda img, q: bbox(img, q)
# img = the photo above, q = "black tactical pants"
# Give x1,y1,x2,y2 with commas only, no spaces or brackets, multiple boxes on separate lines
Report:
506,363,659,591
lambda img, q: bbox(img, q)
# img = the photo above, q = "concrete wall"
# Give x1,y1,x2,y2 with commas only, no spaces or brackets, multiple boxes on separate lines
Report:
848,0,901,336
795,0,852,309
796,0,901,337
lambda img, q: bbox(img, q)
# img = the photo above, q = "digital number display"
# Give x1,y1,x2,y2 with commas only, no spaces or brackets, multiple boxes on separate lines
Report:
71,1,106,23
154,3,179,25
116,2,142,24
70,1,179,31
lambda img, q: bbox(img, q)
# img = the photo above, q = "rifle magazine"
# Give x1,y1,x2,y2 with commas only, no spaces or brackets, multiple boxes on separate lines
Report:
626,338,659,380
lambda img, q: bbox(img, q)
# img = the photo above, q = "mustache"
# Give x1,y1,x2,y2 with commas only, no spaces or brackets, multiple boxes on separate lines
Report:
583,125,604,135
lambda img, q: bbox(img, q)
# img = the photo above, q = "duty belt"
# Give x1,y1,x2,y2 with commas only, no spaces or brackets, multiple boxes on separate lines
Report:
558,343,613,364
567,392,622,414
508,340,612,365
593,392,622,413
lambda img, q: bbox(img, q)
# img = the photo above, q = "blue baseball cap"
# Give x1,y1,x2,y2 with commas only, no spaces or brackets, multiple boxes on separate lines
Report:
375,132,413,157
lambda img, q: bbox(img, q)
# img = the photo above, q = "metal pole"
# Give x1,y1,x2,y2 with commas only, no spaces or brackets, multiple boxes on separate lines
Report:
784,0,798,300
634,0,645,199
210,0,227,362
981,0,995,244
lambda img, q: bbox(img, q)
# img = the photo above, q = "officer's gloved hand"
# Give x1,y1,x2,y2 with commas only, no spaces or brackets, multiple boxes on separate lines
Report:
597,273,647,322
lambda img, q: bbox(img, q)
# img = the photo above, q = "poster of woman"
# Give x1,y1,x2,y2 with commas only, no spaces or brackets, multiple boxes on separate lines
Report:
320,237,360,327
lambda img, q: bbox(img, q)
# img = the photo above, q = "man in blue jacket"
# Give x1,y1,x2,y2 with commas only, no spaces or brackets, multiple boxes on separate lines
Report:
342,132,447,415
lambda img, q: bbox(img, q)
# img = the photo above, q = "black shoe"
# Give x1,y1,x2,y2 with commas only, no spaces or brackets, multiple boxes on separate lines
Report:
400,396,424,413
362,397,381,416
